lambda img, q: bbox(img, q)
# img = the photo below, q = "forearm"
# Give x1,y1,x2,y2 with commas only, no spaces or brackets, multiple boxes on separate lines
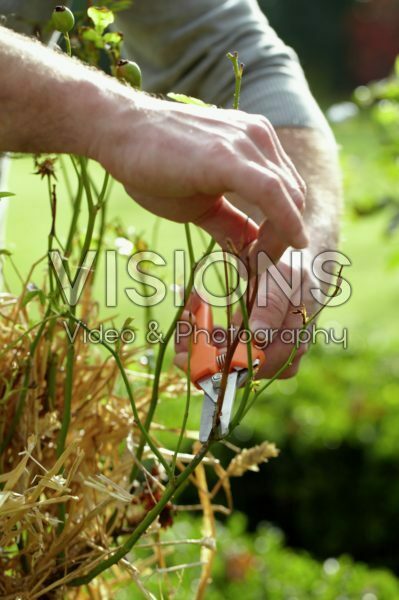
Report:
275,127,342,255
0,26,137,157
0,26,310,254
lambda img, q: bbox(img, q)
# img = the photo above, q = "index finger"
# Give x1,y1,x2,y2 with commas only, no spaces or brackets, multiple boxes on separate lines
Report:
230,161,309,249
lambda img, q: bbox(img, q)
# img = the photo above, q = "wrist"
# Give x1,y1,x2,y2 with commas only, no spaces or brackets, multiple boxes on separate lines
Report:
50,62,153,161
52,74,128,159
76,76,155,170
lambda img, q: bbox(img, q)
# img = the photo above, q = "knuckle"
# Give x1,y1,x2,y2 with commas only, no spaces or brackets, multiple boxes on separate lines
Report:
209,139,235,163
234,130,255,154
265,290,287,321
248,115,273,142
263,174,281,197
253,113,272,130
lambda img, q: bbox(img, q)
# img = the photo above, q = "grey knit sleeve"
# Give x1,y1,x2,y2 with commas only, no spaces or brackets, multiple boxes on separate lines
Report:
0,0,59,37
115,0,331,135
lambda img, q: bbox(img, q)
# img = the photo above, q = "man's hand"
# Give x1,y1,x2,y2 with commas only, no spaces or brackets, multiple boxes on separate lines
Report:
248,251,317,379
174,253,317,380
0,26,307,263
175,127,342,381
92,98,308,260
227,128,342,379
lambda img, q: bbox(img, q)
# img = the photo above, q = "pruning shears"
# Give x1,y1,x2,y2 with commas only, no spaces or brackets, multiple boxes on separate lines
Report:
182,299,266,442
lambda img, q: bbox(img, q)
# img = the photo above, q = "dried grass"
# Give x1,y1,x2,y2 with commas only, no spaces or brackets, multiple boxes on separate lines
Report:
0,291,277,598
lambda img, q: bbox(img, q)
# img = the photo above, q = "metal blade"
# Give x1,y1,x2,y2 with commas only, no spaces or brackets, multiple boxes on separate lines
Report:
199,394,216,442
236,368,249,389
198,376,218,404
219,371,239,436
198,370,248,442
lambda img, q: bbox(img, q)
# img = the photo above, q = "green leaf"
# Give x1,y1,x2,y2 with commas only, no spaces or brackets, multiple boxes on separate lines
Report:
0,192,15,199
81,27,103,45
103,31,123,46
122,317,134,329
121,317,137,336
0,249,12,256
167,93,215,108
87,6,114,34
22,289,46,307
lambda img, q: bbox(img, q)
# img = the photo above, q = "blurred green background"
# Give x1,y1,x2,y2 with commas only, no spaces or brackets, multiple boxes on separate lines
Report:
3,0,399,597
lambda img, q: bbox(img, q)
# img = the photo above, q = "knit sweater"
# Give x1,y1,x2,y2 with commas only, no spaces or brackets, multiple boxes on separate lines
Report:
0,0,329,129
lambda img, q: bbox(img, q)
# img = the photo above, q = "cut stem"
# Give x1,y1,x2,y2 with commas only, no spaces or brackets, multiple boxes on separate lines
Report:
227,51,244,110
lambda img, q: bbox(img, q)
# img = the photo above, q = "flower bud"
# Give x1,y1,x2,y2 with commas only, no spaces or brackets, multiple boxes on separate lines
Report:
116,59,142,90
52,6,75,34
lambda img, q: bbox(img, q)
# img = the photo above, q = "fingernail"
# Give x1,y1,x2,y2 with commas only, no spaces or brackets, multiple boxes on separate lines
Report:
250,319,270,333
249,319,274,347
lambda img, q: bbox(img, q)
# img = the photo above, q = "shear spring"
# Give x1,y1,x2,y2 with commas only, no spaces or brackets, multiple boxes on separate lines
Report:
216,353,226,369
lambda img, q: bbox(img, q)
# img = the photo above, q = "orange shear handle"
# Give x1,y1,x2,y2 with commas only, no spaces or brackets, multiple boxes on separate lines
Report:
187,299,266,384
230,339,266,372
189,300,218,385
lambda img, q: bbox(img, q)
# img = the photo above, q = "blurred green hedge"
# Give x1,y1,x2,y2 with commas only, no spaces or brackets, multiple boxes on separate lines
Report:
116,514,399,599
180,342,395,574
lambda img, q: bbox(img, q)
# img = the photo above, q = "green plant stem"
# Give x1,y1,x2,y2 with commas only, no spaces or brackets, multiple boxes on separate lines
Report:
64,176,83,260
130,239,216,483
242,266,345,420
0,307,55,455
171,224,196,473
184,223,195,266
56,161,102,502
69,440,211,586
57,161,96,457
193,56,244,438
227,52,244,110
71,159,98,294
151,217,161,250
130,281,194,481
0,311,59,361
223,253,233,355
171,332,192,474
46,351,58,412
56,310,75,461
7,255,24,286
91,170,110,282
96,170,110,208
47,178,56,298
210,269,259,438
78,157,94,212
56,311,76,534
59,155,74,207
64,32,72,57
66,314,172,479
228,286,254,427
138,267,154,355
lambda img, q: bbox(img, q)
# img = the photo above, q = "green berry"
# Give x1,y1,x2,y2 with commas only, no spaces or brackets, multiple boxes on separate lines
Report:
52,6,75,34
116,60,142,90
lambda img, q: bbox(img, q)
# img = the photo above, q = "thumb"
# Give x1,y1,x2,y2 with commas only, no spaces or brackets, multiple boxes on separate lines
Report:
249,271,291,344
